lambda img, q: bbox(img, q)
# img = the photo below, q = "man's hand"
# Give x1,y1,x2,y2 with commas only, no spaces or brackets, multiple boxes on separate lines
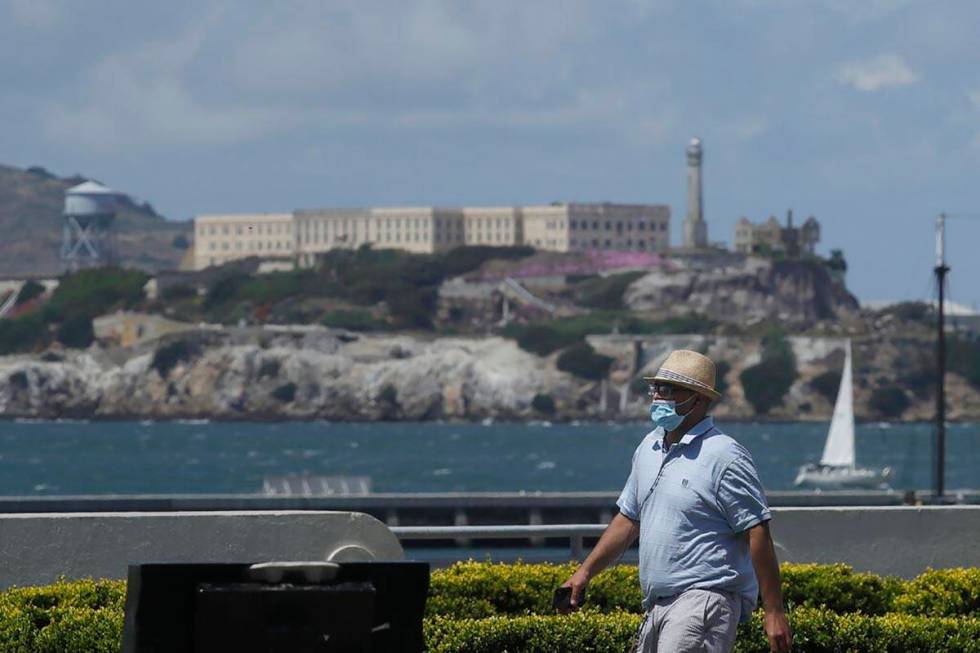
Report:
558,567,590,613
748,522,792,651
556,513,639,615
763,607,792,652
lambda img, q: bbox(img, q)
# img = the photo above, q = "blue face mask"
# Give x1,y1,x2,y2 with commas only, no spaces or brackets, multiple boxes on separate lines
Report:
649,395,697,431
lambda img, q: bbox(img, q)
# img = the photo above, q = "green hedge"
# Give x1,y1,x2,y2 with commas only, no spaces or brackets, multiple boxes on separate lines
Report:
425,612,640,653
427,562,980,619
426,562,643,618
426,609,980,653
3,566,980,652
780,563,904,615
894,568,980,618
0,579,125,653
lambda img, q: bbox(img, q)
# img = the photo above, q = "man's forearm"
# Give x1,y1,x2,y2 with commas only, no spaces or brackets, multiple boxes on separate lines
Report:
749,521,784,611
579,512,640,578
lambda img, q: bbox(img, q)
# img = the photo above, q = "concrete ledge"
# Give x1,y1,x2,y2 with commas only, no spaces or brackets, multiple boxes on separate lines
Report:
0,511,403,591
1,490,976,514
770,506,980,578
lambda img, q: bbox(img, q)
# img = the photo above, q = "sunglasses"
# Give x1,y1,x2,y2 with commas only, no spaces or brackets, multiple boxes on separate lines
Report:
647,382,685,399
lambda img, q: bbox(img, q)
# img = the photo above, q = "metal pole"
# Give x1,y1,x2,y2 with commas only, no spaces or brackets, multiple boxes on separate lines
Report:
934,214,949,500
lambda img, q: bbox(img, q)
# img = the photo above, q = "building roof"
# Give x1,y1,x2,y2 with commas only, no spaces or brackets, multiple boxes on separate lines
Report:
67,180,117,195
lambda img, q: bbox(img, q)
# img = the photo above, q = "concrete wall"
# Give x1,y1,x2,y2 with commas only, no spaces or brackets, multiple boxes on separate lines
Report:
0,506,976,590
770,506,980,578
0,511,403,591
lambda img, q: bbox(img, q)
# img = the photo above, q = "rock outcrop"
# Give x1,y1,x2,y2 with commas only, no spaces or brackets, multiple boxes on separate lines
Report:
0,327,974,422
0,329,583,421
625,255,859,325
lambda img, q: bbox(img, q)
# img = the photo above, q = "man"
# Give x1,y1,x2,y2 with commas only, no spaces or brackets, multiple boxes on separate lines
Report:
561,350,792,653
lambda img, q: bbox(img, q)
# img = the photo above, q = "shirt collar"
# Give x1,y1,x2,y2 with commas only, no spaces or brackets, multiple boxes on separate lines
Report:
679,415,715,445
654,415,715,448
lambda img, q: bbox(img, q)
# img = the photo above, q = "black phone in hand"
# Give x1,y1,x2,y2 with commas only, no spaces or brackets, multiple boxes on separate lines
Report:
553,586,584,610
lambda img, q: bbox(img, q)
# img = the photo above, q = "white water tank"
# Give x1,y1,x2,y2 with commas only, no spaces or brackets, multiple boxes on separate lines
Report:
64,180,118,228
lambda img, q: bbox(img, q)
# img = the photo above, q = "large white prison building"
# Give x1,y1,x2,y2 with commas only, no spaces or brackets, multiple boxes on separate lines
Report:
192,203,670,271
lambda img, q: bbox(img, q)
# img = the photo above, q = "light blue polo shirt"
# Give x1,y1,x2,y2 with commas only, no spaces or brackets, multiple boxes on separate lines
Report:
616,416,771,620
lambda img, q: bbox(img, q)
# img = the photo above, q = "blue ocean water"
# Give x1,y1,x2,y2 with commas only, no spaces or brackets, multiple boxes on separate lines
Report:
0,420,976,496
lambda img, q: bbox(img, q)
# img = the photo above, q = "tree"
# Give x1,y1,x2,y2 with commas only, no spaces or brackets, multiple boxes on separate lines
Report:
557,342,614,381
740,331,798,414
531,393,556,415
56,315,94,349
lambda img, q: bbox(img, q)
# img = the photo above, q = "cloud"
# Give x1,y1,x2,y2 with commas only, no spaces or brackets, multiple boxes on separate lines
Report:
225,2,596,95
836,54,919,91
40,6,287,150
970,90,980,111
7,0,62,29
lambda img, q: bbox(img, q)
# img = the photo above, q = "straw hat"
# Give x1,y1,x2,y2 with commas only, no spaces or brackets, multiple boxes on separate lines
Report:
643,350,721,401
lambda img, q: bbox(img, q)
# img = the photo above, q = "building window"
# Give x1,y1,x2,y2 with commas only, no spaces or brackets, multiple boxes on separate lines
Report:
222,226,230,235
592,239,599,247
604,239,611,247
660,223,667,231
638,222,646,231
638,240,645,249
604,221,611,230
222,242,229,251
209,242,216,251
592,221,599,230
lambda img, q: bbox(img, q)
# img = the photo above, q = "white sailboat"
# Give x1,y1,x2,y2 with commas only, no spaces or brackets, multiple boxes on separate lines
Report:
794,340,892,490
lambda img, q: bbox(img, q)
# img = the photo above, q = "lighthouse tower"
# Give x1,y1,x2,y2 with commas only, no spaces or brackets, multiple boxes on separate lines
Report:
683,137,708,249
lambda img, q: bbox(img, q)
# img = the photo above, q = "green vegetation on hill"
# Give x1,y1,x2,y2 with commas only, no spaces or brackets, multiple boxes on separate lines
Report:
556,342,614,380
947,335,980,389
571,271,645,310
193,245,535,330
14,280,45,306
42,268,149,323
0,267,149,353
502,312,717,357
740,328,798,414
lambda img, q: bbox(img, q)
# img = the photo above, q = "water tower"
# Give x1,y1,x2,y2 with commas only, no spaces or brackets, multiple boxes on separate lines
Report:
60,180,120,272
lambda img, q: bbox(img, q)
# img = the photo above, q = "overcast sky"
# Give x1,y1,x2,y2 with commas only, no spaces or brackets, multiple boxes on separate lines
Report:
2,0,979,306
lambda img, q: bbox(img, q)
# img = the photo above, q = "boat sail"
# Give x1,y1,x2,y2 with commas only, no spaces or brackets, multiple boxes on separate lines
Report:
795,340,892,490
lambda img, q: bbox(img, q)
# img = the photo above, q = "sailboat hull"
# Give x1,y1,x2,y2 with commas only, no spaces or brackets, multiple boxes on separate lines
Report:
794,464,892,490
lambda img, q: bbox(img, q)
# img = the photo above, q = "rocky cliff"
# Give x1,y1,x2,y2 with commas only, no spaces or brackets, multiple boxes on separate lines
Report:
625,255,859,325
0,327,973,422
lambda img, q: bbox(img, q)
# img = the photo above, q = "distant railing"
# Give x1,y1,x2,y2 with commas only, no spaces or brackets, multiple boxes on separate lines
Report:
392,524,607,559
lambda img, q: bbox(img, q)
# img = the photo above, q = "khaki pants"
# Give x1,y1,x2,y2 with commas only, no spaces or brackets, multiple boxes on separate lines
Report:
628,588,741,653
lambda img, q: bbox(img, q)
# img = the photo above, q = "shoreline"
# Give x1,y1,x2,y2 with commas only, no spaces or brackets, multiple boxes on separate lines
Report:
0,414,968,426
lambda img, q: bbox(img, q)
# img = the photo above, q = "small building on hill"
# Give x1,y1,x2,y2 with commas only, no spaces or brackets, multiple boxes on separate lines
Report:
734,210,819,257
